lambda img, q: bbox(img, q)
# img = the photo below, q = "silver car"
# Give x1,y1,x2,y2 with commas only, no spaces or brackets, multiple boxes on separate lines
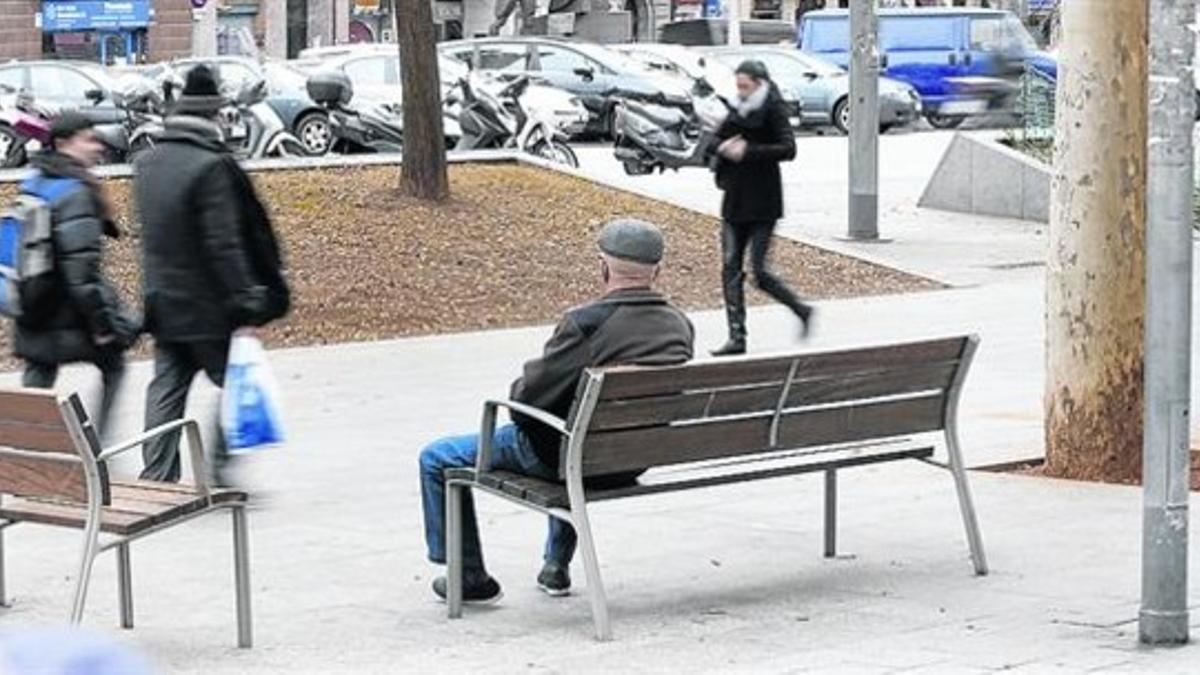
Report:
707,47,922,134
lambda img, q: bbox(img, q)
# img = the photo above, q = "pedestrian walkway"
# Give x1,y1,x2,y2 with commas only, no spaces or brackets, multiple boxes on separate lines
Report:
0,324,1196,673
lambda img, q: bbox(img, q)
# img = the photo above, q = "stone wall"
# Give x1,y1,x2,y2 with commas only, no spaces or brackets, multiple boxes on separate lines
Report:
0,0,41,60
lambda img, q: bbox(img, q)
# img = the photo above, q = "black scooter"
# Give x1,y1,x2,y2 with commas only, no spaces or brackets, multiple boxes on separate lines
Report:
611,78,729,176
306,70,403,154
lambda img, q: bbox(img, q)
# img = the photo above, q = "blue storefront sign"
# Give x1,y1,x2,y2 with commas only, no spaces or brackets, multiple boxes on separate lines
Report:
40,0,152,33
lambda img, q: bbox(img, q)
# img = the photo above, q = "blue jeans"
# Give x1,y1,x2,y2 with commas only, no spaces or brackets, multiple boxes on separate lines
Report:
419,424,576,574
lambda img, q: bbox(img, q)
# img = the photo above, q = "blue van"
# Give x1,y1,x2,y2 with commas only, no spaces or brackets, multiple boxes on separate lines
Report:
798,8,1056,128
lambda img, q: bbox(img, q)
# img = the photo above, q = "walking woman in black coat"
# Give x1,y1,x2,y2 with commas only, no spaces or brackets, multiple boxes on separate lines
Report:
710,60,813,357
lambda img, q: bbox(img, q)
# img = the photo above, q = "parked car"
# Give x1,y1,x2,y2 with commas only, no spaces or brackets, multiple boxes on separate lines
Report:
799,7,1055,128
613,43,739,101
615,43,803,128
144,56,334,156
0,60,127,125
707,46,921,134
439,37,693,138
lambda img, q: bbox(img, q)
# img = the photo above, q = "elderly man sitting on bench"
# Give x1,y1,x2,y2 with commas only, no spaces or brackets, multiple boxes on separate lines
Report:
419,219,695,603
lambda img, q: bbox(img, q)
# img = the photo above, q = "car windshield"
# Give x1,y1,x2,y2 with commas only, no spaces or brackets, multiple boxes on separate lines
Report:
785,51,845,77
263,61,309,93
74,63,117,91
969,15,1038,53
570,43,655,75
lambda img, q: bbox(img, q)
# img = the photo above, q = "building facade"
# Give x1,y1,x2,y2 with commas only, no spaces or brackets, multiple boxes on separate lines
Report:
0,0,194,63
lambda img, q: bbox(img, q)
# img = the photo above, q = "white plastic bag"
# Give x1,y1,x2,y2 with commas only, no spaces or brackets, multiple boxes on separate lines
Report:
221,335,285,454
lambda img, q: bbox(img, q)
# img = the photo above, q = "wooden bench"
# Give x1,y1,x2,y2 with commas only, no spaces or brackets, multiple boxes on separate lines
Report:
445,335,987,641
0,388,252,648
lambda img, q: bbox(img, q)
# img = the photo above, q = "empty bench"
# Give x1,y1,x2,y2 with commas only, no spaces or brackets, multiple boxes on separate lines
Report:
445,335,987,640
0,388,252,648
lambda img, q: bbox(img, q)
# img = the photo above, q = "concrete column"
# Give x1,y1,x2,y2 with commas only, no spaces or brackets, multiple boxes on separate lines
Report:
192,2,218,57
336,0,351,43
263,0,288,58
308,0,333,47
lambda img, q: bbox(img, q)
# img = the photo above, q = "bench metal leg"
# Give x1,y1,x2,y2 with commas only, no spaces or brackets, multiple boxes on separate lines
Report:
232,506,253,648
823,470,837,558
572,505,612,641
0,519,7,608
70,520,101,624
946,430,988,576
117,543,133,629
446,481,464,619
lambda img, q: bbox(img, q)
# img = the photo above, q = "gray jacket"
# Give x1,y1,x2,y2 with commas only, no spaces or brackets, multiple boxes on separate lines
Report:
510,287,695,471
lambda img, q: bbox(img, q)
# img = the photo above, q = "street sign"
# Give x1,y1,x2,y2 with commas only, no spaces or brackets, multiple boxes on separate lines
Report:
40,1,152,32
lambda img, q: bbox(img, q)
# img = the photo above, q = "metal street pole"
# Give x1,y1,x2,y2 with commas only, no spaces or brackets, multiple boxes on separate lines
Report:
1141,0,1193,647
848,0,880,240
727,0,743,46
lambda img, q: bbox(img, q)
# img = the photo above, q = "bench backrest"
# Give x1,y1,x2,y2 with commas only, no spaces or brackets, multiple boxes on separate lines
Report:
0,389,108,504
562,335,977,479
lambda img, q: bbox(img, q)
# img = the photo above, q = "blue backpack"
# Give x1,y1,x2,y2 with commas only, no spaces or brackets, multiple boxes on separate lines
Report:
0,176,78,322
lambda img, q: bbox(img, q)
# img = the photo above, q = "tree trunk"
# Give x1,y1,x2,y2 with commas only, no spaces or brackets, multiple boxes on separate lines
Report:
396,0,449,201
1045,0,1147,482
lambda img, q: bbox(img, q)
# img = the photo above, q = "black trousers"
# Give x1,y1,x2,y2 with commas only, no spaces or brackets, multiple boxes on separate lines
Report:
720,220,811,342
140,339,230,483
23,348,126,440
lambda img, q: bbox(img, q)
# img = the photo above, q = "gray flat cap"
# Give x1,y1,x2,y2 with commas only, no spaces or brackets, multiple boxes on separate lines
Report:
598,218,664,264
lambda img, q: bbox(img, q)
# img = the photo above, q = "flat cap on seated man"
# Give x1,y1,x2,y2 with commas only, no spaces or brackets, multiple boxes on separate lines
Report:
419,218,695,604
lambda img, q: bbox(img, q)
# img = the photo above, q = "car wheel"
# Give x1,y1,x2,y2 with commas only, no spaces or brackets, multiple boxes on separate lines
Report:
926,112,967,130
0,124,27,168
832,98,850,135
295,112,333,156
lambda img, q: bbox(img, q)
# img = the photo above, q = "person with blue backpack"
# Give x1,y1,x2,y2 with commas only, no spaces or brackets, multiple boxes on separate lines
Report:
0,112,139,438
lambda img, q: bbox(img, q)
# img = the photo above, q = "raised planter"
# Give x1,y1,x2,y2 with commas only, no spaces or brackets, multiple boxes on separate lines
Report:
919,132,1051,223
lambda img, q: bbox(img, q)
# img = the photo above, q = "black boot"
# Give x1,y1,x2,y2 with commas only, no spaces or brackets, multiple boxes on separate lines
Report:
714,255,748,357
798,304,814,339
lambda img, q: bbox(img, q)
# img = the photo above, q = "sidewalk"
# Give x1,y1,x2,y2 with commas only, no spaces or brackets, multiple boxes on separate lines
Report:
0,326,1195,673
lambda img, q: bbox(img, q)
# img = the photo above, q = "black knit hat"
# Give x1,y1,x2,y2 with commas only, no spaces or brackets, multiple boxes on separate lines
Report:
173,63,228,117
735,59,771,81
48,111,95,149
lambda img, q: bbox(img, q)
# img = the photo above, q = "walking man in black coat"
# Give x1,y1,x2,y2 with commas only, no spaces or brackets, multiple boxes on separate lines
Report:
710,60,813,357
134,65,290,484
11,113,138,438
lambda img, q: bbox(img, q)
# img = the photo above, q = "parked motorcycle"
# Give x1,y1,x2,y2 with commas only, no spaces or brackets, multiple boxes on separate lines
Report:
611,80,729,176
452,73,579,168
1,87,52,168
226,79,309,159
305,70,407,154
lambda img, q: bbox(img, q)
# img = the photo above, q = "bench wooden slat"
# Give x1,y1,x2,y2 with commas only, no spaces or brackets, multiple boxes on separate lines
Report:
0,485,245,535
0,390,64,425
595,337,969,401
0,419,76,453
459,444,936,509
589,361,959,431
578,394,946,476
0,456,88,503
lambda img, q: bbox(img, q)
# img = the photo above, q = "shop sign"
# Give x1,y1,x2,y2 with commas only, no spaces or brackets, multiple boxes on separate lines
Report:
40,0,152,32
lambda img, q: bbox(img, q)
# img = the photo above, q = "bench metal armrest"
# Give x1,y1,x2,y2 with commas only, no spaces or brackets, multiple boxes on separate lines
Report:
99,419,211,493
477,399,568,471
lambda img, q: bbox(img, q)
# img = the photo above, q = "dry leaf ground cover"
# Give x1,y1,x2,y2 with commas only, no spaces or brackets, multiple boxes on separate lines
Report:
0,163,940,372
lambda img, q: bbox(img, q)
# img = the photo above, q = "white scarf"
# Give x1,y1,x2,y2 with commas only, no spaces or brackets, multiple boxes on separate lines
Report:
736,82,770,118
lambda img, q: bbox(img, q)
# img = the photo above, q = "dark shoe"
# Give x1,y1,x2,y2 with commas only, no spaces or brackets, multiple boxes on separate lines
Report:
537,563,571,597
710,339,747,357
799,305,815,339
432,571,503,605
